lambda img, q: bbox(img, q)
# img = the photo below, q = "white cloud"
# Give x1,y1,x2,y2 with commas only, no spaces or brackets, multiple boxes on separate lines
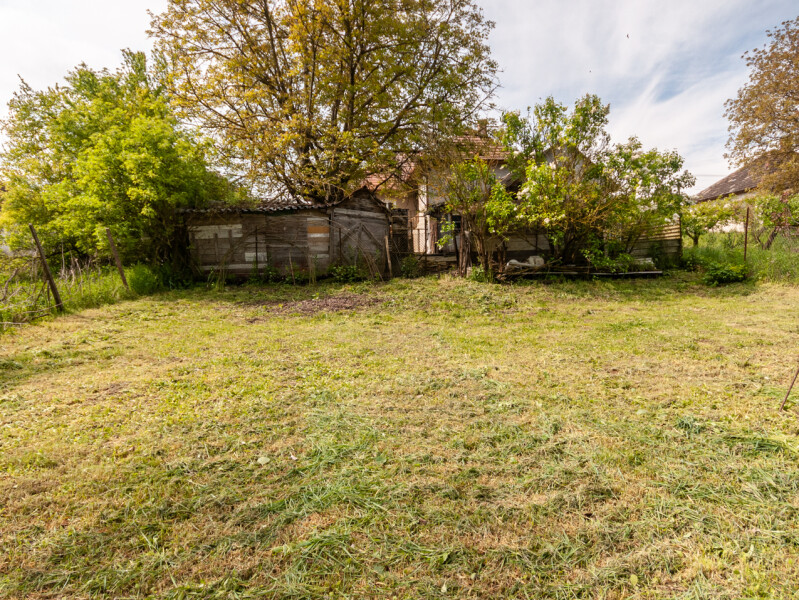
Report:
0,0,167,111
482,0,797,192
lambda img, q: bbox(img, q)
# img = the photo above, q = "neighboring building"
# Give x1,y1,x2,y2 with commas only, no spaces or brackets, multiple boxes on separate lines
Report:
373,136,514,255
374,137,681,266
694,162,764,204
186,188,393,277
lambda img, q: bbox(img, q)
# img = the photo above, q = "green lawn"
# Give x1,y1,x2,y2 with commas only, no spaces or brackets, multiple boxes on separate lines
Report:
1,275,798,599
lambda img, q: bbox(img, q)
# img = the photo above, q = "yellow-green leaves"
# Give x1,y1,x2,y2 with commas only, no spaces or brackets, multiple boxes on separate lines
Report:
150,0,498,203
725,17,799,196
0,51,231,263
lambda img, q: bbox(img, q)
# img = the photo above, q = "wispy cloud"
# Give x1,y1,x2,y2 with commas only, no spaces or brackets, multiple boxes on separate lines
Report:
484,0,798,192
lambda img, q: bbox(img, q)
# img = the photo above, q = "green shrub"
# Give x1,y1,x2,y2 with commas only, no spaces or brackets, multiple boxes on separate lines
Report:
248,264,282,285
468,264,493,283
260,265,283,284
329,264,365,283
583,250,636,273
680,252,703,271
400,255,422,279
702,262,749,286
127,264,163,295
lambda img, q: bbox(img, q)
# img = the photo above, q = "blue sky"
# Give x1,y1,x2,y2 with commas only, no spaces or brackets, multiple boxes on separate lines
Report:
0,0,796,192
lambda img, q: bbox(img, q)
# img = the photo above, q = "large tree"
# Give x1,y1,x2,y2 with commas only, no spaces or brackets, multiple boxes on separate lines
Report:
0,51,230,263
149,0,497,203
725,17,799,194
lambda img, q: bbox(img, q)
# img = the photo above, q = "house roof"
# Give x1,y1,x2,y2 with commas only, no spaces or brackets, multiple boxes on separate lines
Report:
694,154,791,202
694,163,760,202
455,135,508,162
185,187,386,215
186,195,334,214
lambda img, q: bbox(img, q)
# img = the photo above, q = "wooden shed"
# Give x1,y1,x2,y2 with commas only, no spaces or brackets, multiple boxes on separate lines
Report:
186,188,391,278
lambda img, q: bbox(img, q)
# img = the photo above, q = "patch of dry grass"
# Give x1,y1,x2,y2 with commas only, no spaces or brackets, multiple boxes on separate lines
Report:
1,274,798,599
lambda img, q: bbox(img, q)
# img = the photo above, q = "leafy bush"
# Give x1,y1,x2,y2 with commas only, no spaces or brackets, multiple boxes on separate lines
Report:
400,255,422,279
328,264,366,283
468,264,493,283
260,265,283,284
127,264,163,295
583,249,637,273
681,253,703,271
685,232,799,283
702,262,749,286
248,264,283,285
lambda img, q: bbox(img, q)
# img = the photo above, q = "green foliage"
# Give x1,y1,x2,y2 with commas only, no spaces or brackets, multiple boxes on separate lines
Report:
512,95,693,264
467,264,493,282
126,264,164,295
725,17,799,195
0,51,233,264
400,255,422,279
0,259,167,330
252,265,283,284
582,245,636,273
151,0,497,203
681,198,738,246
685,232,799,282
443,156,516,271
329,264,366,284
702,262,749,286
754,193,799,230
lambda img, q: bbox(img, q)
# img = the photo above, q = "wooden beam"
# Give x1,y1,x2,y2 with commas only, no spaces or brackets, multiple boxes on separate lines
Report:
105,228,129,290
29,224,64,312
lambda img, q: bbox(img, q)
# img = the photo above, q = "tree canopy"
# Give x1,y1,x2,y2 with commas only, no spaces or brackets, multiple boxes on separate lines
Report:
436,96,693,271
0,51,231,263
150,0,498,204
512,96,693,265
725,17,799,194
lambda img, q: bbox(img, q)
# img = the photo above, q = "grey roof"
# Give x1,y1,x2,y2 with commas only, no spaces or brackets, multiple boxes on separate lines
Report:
694,163,760,202
186,196,339,214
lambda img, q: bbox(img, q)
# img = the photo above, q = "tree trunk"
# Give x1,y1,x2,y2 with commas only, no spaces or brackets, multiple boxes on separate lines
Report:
764,227,779,250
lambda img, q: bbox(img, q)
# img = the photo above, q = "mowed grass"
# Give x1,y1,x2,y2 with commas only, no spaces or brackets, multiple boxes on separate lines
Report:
1,275,799,599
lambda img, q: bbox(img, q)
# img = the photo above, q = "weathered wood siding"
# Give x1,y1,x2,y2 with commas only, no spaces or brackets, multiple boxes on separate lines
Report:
187,191,389,277
330,192,390,272
189,211,328,276
630,220,682,261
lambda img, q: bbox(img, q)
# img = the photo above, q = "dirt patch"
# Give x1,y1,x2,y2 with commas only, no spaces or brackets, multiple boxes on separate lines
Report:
265,294,382,315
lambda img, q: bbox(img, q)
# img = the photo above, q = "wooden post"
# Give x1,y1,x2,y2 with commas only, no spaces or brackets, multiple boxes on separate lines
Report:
254,225,259,276
744,206,750,262
780,362,799,411
384,235,393,279
105,228,129,289
29,224,64,312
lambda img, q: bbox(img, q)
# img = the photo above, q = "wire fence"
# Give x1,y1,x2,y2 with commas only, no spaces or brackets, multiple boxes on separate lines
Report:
0,251,133,331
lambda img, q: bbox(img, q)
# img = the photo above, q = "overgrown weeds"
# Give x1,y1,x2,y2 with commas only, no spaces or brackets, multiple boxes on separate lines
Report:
686,231,799,283
0,257,166,330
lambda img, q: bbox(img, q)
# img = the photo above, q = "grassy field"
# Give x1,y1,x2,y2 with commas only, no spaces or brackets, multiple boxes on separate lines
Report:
1,275,799,599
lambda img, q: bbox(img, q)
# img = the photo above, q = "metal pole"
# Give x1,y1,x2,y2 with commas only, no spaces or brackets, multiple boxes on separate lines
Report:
384,235,393,279
105,228,129,290
29,224,64,312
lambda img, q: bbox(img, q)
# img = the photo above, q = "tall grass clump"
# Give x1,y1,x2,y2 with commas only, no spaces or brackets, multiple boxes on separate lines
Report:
685,231,799,283
0,258,166,331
